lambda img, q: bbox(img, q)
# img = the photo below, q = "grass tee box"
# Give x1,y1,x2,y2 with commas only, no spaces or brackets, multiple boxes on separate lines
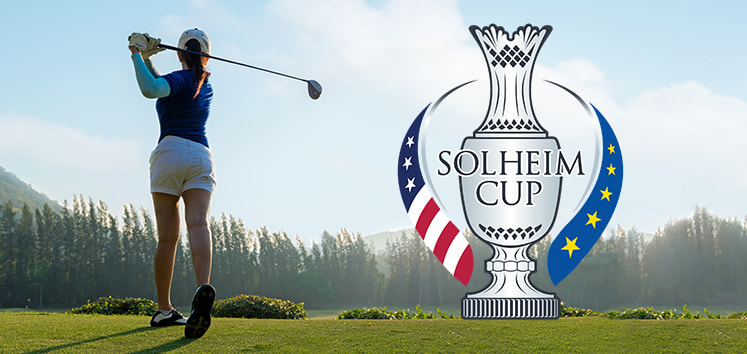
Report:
2,313,747,353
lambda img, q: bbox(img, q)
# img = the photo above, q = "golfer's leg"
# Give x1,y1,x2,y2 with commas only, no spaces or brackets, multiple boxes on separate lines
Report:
152,192,181,312
183,188,212,285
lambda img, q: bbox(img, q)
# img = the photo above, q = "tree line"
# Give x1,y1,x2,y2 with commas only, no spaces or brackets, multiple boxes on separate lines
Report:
367,205,747,312
1,197,747,311
0,197,383,309
531,205,747,311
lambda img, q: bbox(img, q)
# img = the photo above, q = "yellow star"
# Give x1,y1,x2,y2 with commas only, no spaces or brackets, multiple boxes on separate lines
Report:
606,163,616,175
586,211,602,229
607,144,616,154
600,187,613,201
561,237,580,258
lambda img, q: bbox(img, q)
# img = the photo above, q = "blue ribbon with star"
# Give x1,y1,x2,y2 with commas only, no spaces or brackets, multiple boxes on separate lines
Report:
547,104,623,285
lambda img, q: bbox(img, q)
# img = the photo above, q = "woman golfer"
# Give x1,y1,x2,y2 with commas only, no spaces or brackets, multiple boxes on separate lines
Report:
129,28,216,339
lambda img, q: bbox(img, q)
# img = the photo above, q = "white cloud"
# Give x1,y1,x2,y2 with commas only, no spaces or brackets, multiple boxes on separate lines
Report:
265,0,480,102
534,60,747,230
624,81,747,145
620,81,747,219
0,113,141,174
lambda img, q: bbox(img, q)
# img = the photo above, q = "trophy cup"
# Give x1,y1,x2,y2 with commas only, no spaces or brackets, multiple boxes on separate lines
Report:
461,24,560,319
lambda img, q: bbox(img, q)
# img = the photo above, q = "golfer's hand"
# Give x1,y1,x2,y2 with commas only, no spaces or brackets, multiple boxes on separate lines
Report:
129,33,148,50
129,32,164,59
141,35,165,60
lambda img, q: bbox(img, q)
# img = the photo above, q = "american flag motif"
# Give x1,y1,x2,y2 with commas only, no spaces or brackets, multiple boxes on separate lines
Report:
547,104,623,285
398,105,474,286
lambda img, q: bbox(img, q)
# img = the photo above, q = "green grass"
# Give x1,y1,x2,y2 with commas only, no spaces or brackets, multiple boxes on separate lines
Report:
306,308,348,319
2,312,747,353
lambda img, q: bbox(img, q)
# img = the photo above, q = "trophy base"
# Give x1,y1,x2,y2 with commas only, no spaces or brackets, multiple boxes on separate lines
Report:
462,297,559,319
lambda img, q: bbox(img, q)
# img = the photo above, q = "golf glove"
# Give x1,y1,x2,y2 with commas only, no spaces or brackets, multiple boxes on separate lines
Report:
129,33,165,60
129,33,148,50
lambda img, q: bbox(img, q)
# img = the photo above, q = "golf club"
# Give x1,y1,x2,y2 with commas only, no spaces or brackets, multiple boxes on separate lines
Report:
158,43,323,100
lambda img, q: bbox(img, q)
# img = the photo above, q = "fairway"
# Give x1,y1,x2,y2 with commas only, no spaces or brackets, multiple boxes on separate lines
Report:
3,312,747,353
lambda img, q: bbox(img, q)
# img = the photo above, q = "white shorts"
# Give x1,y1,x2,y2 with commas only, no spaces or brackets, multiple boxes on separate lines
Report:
149,135,216,196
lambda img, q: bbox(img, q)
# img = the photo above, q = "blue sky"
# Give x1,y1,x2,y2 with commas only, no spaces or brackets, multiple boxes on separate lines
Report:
1,0,746,242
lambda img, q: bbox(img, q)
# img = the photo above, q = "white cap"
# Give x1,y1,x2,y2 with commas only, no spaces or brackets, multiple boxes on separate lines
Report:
178,28,210,54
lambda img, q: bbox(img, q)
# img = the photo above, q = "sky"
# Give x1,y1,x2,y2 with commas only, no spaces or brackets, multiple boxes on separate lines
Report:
0,0,746,244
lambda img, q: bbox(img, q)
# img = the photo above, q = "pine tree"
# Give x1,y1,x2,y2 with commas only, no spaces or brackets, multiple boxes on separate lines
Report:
0,201,17,306
33,205,57,308
102,208,124,296
16,203,35,306
58,202,76,305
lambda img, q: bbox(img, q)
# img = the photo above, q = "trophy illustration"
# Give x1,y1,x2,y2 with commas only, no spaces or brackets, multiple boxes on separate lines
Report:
461,24,560,319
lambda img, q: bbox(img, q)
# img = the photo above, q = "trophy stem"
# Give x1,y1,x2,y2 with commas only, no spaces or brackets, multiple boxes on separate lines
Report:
462,244,559,319
468,244,554,299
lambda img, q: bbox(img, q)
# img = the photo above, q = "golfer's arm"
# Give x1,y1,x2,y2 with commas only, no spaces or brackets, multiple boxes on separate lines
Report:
143,58,161,78
130,53,170,99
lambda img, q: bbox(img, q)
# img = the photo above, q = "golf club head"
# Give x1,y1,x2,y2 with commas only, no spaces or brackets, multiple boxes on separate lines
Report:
307,80,322,100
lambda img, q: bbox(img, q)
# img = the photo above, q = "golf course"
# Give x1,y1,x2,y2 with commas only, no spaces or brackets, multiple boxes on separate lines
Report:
3,310,747,353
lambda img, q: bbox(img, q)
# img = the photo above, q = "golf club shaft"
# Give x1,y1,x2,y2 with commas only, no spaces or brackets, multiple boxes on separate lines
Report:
158,44,308,83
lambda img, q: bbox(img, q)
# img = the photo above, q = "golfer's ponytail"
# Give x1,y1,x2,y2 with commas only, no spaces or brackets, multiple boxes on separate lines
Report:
185,39,210,99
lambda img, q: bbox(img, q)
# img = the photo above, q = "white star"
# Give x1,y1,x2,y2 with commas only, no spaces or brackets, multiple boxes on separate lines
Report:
405,178,416,192
405,136,415,148
402,157,413,170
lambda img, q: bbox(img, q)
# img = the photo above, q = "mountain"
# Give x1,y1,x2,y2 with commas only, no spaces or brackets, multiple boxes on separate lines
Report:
364,228,415,255
0,166,61,212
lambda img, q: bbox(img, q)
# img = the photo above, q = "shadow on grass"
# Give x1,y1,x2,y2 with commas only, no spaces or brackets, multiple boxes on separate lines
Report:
27,327,194,353
130,337,195,354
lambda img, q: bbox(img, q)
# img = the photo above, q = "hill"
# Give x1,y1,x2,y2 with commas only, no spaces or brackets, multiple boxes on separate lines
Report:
364,228,414,255
0,166,60,212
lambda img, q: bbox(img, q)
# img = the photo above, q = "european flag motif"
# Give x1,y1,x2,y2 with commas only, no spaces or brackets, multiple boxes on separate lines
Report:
547,105,623,285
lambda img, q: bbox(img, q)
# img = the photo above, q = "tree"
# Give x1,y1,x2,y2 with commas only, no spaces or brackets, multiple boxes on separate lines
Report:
101,206,124,296
336,229,380,305
15,203,35,306
33,204,59,308
57,201,76,305
384,231,424,305
0,201,18,306
256,228,300,298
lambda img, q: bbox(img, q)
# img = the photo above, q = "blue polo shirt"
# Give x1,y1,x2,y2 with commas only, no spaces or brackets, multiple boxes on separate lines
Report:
155,70,213,147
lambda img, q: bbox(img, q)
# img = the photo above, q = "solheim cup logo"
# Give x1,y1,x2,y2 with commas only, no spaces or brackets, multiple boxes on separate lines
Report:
397,24,623,319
